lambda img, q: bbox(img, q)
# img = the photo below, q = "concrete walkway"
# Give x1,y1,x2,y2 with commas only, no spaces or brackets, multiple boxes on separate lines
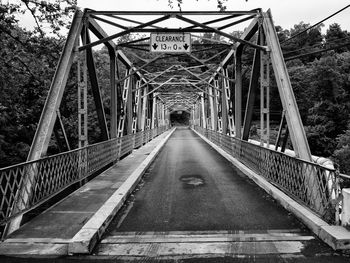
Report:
0,128,175,256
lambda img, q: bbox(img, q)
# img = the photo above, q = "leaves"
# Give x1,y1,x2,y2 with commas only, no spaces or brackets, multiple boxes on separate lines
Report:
0,1,75,167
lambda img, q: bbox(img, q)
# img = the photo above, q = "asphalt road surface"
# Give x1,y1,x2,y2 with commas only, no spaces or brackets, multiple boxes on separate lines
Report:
91,127,350,261
107,127,305,232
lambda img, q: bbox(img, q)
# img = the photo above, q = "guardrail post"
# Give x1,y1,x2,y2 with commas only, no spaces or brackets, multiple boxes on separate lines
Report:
80,147,88,185
342,188,350,228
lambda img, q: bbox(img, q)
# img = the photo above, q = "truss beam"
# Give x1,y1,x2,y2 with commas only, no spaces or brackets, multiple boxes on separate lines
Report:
262,10,311,160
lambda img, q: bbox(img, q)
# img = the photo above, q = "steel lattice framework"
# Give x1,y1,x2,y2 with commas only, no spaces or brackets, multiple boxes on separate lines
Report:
3,8,328,236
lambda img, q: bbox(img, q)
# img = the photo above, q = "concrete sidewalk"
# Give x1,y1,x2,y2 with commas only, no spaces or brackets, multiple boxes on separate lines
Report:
0,128,175,256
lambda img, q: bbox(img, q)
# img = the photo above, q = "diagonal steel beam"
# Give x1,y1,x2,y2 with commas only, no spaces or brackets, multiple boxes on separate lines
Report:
90,14,128,30
88,17,116,53
177,63,219,91
134,65,177,90
85,29,109,141
27,10,84,161
105,14,163,29
79,14,171,51
186,13,247,30
242,33,261,141
116,50,162,82
218,14,257,30
262,10,311,160
175,14,266,51
6,9,85,236
141,78,176,98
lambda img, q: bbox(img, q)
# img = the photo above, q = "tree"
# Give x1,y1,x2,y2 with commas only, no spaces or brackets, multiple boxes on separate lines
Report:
281,22,324,63
0,1,77,167
303,53,350,157
333,127,350,174
169,0,232,11
325,23,350,53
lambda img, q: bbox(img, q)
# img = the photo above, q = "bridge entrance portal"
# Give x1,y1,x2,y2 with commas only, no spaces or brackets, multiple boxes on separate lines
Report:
4,8,320,239
170,110,191,126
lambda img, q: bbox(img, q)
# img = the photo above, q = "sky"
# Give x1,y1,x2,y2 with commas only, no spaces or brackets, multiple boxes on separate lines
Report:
9,0,350,35
74,0,350,32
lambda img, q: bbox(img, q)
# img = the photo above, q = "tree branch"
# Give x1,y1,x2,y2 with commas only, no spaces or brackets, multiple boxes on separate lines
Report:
0,25,26,46
22,0,45,37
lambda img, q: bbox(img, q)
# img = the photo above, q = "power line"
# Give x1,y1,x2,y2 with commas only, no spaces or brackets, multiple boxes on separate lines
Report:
284,41,350,61
282,35,350,56
281,4,350,45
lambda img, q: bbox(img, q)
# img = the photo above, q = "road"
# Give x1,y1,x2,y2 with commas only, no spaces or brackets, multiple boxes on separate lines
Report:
93,127,349,261
2,127,350,262
108,127,303,232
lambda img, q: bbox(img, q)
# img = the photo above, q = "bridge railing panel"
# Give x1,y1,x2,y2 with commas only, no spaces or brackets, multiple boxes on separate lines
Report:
87,138,118,176
194,126,339,224
0,126,168,231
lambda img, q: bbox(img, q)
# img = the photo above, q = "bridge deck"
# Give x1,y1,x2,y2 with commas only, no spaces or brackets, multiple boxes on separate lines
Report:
95,127,332,258
0,129,174,255
0,127,337,260
108,127,304,232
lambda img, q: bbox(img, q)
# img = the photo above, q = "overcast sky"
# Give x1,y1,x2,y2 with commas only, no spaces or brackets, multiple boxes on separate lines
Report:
75,0,350,32
11,0,350,34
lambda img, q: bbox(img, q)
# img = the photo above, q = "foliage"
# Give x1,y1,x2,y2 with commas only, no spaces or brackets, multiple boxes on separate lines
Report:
281,22,324,63
0,0,76,167
1,0,350,177
168,0,231,11
333,127,350,174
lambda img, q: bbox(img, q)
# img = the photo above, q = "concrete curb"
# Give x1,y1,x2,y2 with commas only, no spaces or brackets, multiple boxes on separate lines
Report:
69,128,176,254
192,129,350,250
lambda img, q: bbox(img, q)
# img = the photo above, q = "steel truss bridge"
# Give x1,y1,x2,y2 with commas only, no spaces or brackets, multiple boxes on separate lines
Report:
0,8,349,260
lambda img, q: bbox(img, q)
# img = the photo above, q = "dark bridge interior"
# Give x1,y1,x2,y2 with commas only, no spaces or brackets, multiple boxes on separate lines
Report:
170,110,190,126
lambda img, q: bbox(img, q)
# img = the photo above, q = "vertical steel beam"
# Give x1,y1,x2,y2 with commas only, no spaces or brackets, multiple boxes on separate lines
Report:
242,37,260,141
260,30,270,147
126,75,134,135
140,85,148,131
234,18,259,139
220,76,228,134
208,82,217,130
117,69,131,137
163,103,166,126
200,93,207,129
147,94,152,130
133,80,142,133
235,49,242,139
110,51,117,138
78,27,88,148
222,68,234,136
214,79,223,133
151,93,157,129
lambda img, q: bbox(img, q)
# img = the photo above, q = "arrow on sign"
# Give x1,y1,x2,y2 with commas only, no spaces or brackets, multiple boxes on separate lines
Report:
152,43,158,50
183,43,189,50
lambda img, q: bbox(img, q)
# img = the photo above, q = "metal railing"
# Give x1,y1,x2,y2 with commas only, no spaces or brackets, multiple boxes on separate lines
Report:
194,126,340,224
0,126,168,227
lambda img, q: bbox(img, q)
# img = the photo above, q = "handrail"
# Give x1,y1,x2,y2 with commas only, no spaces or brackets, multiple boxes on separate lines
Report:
0,126,168,230
194,126,340,225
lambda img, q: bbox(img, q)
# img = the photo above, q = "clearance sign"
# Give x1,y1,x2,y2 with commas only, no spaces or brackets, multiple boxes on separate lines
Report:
150,33,191,53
